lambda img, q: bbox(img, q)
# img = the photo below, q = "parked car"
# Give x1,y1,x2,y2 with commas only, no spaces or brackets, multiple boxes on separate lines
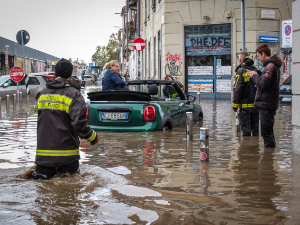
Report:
0,75,47,100
279,75,292,103
28,72,55,82
85,80,203,131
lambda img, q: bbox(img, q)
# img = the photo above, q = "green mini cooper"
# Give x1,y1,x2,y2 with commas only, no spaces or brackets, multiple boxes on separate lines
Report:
86,80,203,131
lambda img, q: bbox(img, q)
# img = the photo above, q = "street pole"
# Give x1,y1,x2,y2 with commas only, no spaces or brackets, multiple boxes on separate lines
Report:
241,0,246,51
126,0,129,82
137,0,140,80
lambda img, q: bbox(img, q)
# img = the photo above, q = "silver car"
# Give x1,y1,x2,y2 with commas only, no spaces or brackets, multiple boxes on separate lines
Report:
0,75,47,99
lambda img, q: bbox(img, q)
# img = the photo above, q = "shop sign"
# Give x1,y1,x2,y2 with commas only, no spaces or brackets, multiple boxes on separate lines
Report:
186,36,231,48
188,79,213,93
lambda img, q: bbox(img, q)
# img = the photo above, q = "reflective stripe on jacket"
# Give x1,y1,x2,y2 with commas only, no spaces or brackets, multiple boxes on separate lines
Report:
35,77,96,167
232,58,257,110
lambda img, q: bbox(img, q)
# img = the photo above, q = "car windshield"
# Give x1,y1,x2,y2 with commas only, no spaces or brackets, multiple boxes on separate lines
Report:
283,76,292,85
127,83,184,100
0,76,8,84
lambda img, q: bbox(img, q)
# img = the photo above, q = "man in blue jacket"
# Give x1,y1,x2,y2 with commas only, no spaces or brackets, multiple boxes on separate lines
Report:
102,60,127,91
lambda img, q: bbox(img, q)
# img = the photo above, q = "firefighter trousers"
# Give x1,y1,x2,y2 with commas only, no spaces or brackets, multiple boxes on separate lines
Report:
240,109,259,136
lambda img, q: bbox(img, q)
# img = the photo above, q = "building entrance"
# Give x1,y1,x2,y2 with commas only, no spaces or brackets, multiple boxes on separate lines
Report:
185,24,232,99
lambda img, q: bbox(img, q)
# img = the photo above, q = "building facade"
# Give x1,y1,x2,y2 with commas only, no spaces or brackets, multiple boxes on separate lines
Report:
293,0,300,152
0,36,60,75
122,0,293,98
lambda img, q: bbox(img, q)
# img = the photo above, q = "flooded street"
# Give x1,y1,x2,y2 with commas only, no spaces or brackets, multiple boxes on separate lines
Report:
0,99,299,225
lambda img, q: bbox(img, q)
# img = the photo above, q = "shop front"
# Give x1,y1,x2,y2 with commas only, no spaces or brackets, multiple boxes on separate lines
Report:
185,24,232,99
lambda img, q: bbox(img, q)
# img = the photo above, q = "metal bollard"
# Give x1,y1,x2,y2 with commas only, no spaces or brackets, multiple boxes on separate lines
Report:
200,128,209,162
19,92,22,104
197,87,201,105
13,94,16,111
236,108,241,136
6,95,10,115
186,112,193,140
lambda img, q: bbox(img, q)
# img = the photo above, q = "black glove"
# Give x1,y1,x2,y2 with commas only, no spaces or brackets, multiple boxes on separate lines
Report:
90,134,99,145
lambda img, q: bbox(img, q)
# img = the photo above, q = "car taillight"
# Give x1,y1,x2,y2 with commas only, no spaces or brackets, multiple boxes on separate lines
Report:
86,105,89,120
144,105,156,122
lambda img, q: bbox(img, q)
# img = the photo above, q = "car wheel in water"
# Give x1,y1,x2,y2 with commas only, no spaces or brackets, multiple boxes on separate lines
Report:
162,126,169,131
197,114,203,121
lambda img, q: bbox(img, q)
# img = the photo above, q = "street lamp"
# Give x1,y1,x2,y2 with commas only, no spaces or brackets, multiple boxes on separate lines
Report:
231,0,245,51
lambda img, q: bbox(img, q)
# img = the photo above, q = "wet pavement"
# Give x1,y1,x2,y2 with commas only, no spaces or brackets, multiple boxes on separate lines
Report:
0,99,299,225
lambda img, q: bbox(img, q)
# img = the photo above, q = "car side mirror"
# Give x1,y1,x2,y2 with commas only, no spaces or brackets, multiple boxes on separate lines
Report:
187,95,196,103
3,83,9,88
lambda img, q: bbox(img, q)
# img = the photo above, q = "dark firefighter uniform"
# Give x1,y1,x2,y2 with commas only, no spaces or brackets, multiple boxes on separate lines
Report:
163,81,184,98
33,59,98,180
232,56,259,136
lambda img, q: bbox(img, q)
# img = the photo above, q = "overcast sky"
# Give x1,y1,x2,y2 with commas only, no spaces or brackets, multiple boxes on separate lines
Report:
0,0,124,64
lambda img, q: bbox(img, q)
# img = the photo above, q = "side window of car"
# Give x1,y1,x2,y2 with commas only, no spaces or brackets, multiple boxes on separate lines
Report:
42,76,49,82
7,79,17,86
28,77,40,85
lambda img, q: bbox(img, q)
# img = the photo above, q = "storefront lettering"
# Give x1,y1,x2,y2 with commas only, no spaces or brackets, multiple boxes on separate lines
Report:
190,37,231,47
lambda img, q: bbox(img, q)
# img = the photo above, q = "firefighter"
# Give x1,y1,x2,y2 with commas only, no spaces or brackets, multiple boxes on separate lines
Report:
33,58,98,180
232,52,260,136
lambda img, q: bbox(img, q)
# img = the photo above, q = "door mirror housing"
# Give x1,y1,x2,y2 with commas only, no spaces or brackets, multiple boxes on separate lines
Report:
187,95,196,103
3,83,9,88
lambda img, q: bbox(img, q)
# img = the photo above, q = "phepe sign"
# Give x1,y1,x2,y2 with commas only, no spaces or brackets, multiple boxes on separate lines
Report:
282,20,292,48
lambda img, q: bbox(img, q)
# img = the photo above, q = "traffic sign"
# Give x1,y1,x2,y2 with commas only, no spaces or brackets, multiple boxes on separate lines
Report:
285,25,291,36
9,67,24,82
282,20,292,48
89,63,93,67
259,35,279,42
16,30,30,45
133,38,146,51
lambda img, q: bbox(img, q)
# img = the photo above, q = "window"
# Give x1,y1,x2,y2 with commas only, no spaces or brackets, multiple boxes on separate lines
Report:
6,79,17,86
28,77,40,85
41,76,49,82
158,31,161,79
148,41,151,77
154,37,156,78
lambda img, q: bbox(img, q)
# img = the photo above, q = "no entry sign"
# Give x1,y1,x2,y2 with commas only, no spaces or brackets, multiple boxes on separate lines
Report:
133,38,145,51
9,67,24,82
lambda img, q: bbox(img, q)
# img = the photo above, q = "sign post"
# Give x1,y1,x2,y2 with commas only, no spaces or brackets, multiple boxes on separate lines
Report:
9,67,25,101
133,37,145,91
16,30,30,101
281,20,292,76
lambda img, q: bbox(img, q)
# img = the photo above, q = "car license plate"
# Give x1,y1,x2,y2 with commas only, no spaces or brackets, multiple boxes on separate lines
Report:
101,112,128,120
282,97,292,101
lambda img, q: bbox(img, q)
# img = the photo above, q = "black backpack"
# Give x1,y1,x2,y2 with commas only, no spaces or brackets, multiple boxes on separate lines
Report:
245,66,262,102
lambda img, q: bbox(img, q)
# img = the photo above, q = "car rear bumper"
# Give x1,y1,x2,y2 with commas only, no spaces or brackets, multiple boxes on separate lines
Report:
90,122,158,132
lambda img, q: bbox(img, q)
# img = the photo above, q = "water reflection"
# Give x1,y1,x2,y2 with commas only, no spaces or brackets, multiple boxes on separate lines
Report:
0,100,298,224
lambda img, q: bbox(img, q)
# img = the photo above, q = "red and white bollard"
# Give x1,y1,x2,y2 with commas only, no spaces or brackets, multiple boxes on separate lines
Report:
200,127,209,162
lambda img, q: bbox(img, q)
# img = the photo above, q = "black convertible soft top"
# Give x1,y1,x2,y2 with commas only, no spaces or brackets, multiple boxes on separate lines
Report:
87,91,151,101
128,80,173,85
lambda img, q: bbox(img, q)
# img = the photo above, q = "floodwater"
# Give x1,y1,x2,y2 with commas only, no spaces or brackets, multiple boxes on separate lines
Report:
0,99,299,225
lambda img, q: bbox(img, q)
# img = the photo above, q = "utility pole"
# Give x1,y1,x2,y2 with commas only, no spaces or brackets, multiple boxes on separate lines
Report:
241,0,245,51
136,0,141,80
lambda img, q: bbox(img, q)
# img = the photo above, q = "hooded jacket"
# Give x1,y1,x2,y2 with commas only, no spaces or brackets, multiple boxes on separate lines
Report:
35,77,97,167
102,70,127,91
232,57,260,110
251,55,282,110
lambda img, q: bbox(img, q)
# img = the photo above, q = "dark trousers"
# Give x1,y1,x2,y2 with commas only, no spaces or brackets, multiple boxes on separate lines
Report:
259,109,276,148
34,160,79,180
240,109,259,136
